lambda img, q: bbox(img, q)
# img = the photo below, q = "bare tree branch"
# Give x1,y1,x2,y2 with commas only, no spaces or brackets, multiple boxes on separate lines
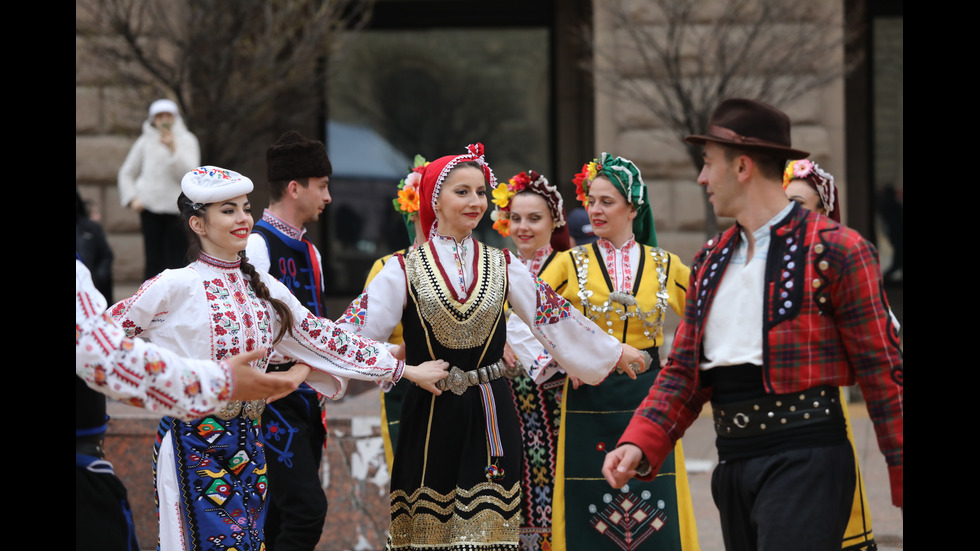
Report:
80,0,375,168
588,0,861,235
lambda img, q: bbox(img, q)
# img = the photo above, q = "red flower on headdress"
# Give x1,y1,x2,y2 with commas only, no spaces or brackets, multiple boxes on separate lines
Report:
573,161,600,208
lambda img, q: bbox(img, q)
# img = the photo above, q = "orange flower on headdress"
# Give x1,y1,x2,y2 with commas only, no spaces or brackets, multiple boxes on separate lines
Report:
393,155,428,216
492,216,511,237
397,186,420,213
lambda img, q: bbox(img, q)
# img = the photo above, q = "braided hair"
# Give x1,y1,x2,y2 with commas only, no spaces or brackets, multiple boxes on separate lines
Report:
178,192,294,344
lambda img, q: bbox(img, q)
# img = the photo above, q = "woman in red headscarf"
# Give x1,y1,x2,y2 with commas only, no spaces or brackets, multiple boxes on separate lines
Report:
337,144,645,551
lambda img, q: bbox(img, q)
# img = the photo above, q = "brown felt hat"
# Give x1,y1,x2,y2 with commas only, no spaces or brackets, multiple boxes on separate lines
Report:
267,131,333,181
685,99,809,160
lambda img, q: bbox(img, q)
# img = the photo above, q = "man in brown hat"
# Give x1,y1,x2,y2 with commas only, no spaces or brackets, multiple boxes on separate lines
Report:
245,130,333,550
602,99,903,550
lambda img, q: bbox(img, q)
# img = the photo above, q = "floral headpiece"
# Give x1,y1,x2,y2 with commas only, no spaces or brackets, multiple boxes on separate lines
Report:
391,154,428,244
393,154,427,216
571,153,658,247
783,159,839,222
490,170,566,238
573,161,601,208
418,143,496,240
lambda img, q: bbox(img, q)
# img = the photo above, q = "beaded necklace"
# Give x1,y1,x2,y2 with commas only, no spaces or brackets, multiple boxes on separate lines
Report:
571,244,670,341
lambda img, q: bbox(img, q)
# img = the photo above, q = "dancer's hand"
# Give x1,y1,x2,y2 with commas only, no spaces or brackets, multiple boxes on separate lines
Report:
403,360,450,395
265,363,311,404
502,343,517,368
391,343,406,361
616,344,644,380
601,444,644,489
228,349,297,401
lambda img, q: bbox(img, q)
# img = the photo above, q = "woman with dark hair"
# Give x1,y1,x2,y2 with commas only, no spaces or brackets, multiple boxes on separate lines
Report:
538,153,698,550
491,169,570,550
109,166,448,551
784,159,881,551
336,144,645,551
783,159,841,222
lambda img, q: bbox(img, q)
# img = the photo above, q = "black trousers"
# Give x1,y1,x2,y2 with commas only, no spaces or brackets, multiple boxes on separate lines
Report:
711,442,856,551
140,210,188,280
261,389,328,551
76,456,139,551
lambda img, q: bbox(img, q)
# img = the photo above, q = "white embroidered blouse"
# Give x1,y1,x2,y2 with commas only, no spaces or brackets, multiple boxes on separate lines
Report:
595,236,641,292
505,244,564,383
338,234,622,385
108,254,405,401
76,260,233,420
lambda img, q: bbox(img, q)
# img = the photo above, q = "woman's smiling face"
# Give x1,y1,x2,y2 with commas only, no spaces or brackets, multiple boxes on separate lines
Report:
435,165,487,240
508,191,554,258
191,194,254,260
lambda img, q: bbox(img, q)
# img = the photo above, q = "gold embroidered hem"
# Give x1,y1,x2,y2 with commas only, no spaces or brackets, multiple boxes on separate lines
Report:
404,241,508,349
388,482,522,550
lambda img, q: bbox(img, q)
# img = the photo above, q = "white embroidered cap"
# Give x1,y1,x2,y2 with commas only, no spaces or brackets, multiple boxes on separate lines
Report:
181,166,254,205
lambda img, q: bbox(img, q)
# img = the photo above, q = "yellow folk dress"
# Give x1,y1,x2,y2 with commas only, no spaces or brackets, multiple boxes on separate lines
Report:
540,240,700,551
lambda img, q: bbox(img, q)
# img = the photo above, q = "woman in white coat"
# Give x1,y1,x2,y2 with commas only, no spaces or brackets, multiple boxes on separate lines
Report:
118,98,201,278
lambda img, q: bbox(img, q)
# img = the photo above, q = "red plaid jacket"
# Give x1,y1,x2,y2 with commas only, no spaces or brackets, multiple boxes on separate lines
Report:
620,204,904,507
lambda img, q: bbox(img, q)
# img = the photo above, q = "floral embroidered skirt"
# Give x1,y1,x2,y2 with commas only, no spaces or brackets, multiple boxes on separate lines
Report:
154,413,268,551
387,378,523,551
508,371,565,551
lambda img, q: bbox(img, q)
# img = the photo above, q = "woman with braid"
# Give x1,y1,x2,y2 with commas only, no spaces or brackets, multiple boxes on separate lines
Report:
109,166,449,551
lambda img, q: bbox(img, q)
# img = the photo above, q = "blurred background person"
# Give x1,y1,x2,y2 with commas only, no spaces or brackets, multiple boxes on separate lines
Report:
76,187,114,302
118,98,200,280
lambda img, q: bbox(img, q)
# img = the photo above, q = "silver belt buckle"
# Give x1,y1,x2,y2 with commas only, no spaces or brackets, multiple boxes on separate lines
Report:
445,366,470,396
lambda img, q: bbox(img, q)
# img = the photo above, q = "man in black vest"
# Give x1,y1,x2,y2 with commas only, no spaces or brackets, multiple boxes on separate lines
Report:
245,131,333,550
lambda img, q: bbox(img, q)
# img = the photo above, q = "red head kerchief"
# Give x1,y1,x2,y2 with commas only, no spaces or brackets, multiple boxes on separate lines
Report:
418,143,496,240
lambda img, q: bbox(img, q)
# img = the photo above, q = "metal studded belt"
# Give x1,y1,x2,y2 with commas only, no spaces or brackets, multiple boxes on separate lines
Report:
214,399,266,420
713,385,842,437
435,360,506,396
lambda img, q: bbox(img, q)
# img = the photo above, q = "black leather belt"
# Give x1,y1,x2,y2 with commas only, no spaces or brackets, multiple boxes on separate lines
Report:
713,385,842,438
